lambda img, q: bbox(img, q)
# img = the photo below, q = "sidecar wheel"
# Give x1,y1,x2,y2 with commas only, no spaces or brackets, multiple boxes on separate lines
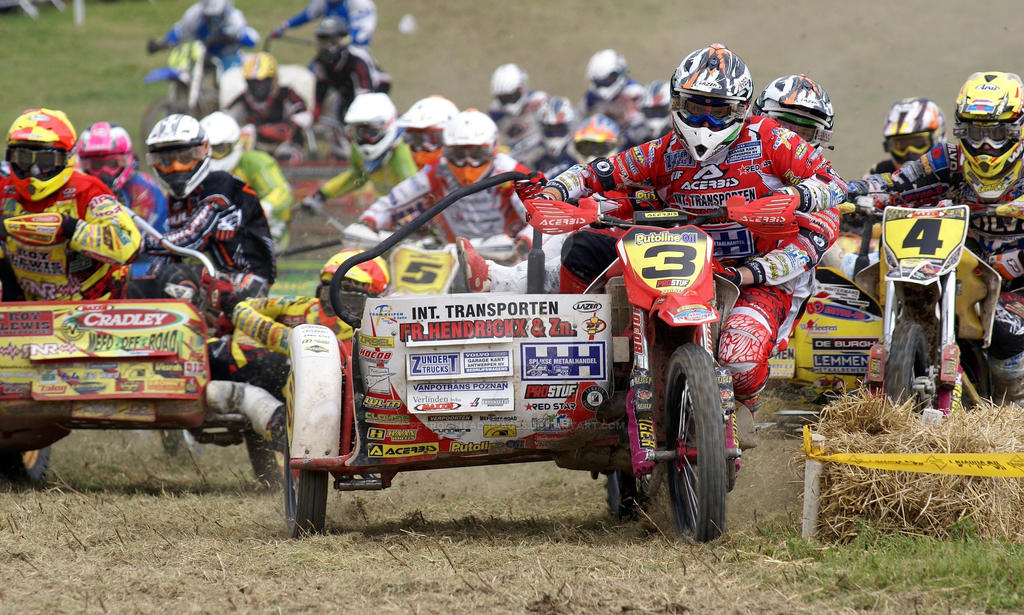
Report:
885,322,929,409
0,447,51,484
664,344,727,542
605,471,646,520
290,470,329,537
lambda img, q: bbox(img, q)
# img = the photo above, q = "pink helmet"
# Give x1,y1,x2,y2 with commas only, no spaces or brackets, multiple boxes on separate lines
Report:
77,121,136,191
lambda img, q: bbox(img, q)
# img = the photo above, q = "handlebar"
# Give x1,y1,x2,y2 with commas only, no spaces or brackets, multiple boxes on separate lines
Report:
130,211,218,276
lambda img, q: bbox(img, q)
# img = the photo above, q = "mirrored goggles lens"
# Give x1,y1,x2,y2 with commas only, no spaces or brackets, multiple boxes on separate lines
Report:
497,91,522,106
403,129,443,151
886,133,933,157
146,145,205,172
542,124,570,139
210,143,234,160
643,105,669,119
444,144,492,167
81,154,129,172
348,123,385,145
593,72,621,88
671,95,743,130
575,140,614,158
6,147,67,180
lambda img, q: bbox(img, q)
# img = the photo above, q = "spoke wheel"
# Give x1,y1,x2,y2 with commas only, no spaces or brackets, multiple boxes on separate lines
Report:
664,344,727,542
885,322,930,410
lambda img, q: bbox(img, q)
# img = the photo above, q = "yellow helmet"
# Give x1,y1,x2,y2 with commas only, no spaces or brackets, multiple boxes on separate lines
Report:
954,71,1024,200
319,249,389,295
5,108,77,202
243,52,278,102
243,52,278,81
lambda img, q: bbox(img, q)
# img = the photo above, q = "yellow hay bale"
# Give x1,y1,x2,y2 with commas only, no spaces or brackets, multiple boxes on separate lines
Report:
807,390,1024,543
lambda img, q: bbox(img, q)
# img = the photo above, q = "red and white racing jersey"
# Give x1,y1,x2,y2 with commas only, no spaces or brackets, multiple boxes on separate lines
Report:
548,116,846,286
361,152,532,244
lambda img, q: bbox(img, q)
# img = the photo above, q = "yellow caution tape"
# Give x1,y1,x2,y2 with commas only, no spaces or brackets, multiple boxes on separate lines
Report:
802,426,1024,478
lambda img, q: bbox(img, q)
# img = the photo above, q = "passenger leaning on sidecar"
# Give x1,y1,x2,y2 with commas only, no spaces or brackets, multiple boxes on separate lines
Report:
359,109,533,247
218,250,390,401
130,114,276,328
0,108,142,301
483,45,846,448
848,71,1024,403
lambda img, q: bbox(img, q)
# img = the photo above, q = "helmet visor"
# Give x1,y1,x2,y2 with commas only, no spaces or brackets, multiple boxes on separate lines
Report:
444,144,493,167
403,128,443,152
643,105,670,119
246,78,274,101
671,93,746,131
6,146,68,180
953,122,1021,150
885,132,933,160
146,144,206,173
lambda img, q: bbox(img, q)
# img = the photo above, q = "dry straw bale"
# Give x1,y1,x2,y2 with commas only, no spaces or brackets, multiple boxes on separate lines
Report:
808,391,1024,543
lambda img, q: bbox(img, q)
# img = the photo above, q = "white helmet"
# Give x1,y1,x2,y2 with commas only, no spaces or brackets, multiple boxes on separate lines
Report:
641,80,672,139
490,63,529,116
585,49,628,101
669,43,753,162
443,109,498,186
199,111,242,173
399,95,458,130
344,92,400,166
145,114,211,199
539,96,576,155
753,74,834,147
201,0,231,17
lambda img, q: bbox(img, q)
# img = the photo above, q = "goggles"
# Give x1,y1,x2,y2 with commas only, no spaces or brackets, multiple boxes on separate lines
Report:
671,93,746,130
593,71,622,89
81,154,130,173
316,281,369,319
444,144,493,167
574,139,615,159
885,132,933,159
347,123,385,145
496,90,523,106
146,144,206,173
403,128,443,152
953,121,1021,149
643,105,669,119
6,146,68,180
316,35,351,49
210,143,234,160
769,112,824,145
246,78,274,100
542,124,570,139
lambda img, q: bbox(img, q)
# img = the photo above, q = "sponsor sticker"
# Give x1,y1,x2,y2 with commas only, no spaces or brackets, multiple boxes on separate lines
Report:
522,342,606,381
408,352,460,379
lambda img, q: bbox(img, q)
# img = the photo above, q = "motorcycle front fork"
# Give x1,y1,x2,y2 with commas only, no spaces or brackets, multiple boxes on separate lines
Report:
624,308,737,477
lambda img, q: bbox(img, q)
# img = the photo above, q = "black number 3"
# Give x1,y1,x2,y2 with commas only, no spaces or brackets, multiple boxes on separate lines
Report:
640,245,697,279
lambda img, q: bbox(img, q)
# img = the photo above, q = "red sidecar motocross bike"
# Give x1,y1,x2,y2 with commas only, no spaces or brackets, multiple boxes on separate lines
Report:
284,171,804,542
0,212,287,487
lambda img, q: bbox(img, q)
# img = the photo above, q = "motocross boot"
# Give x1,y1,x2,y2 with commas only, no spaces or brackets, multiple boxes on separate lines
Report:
734,397,759,450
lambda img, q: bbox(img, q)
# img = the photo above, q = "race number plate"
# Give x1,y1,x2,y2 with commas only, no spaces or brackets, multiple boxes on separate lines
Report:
881,205,968,282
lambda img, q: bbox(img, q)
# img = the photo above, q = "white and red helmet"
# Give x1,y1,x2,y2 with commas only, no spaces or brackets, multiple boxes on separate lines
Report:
443,109,498,186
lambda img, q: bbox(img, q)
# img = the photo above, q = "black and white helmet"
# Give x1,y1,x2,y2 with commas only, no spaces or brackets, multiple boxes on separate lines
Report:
669,43,753,162
753,74,834,147
145,114,211,199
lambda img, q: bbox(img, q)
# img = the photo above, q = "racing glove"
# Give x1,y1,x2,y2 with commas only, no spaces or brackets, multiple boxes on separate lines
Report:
146,38,169,54
300,190,327,215
846,180,871,198
514,170,549,201
989,250,1024,282
270,23,287,39
713,261,744,287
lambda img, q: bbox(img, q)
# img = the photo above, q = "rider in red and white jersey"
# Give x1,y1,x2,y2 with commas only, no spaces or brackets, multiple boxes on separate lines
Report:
511,45,846,446
359,110,531,246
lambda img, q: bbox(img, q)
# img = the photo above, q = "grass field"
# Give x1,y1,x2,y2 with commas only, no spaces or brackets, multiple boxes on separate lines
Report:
4,1,1024,613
